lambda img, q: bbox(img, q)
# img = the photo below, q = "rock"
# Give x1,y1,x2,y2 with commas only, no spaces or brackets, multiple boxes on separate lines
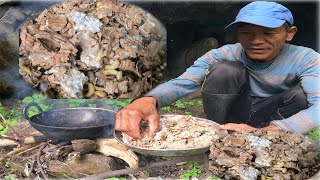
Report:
71,139,97,154
47,153,121,178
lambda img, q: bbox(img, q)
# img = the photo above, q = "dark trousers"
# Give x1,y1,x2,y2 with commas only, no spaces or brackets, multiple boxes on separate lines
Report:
201,61,308,128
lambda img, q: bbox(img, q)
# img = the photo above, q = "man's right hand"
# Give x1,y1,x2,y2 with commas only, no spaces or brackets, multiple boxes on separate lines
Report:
115,96,160,139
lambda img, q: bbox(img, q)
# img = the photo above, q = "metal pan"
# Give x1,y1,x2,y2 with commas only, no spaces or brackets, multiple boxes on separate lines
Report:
114,115,228,156
23,102,116,141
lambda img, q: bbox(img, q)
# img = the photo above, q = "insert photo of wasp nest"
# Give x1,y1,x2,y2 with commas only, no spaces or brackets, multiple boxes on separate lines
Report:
209,131,320,179
19,0,166,99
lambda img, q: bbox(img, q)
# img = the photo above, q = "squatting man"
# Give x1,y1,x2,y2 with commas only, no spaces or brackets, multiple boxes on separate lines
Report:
115,1,320,139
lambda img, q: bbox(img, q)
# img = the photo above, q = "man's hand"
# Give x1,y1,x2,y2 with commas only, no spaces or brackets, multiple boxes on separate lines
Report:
219,123,279,131
219,123,257,131
115,96,160,139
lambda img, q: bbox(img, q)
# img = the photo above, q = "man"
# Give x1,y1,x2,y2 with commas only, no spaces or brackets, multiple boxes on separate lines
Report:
115,1,320,139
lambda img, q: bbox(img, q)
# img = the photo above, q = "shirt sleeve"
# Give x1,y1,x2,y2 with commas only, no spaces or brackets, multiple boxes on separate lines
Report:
145,44,242,108
270,53,320,134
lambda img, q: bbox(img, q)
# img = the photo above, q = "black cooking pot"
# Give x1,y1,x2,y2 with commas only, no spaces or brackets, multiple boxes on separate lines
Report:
23,103,116,141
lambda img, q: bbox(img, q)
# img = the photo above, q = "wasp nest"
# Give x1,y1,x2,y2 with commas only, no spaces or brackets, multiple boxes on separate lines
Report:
122,115,221,149
209,131,320,180
19,0,166,99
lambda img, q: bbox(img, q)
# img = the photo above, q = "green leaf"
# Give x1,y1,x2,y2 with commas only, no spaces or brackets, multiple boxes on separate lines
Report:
21,96,34,104
307,127,320,140
0,126,8,135
185,111,192,115
160,106,170,112
8,119,17,126
114,101,127,107
4,174,16,180
33,98,42,103
5,161,11,168
88,104,97,108
69,103,80,108
32,93,40,99
105,99,116,105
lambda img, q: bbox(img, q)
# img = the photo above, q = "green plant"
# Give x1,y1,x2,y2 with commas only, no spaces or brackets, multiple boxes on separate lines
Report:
161,156,172,160
4,174,16,180
21,93,53,117
88,103,97,108
143,170,150,177
179,161,204,179
172,98,203,110
160,106,171,112
68,99,86,108
307,127,320,140
0,103,21,135
4,161,11,168
184,111,192,115
173,100,186,109
105,99,133,110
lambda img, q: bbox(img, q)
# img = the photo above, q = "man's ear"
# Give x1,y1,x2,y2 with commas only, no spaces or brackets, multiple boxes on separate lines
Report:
286,26,297,42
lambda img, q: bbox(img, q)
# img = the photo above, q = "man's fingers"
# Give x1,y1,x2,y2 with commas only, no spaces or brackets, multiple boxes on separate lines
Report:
115,111,122,130
219,123,257,131
147,113,160,137
123,130,143,139
115,110,143,139
219,123,236,130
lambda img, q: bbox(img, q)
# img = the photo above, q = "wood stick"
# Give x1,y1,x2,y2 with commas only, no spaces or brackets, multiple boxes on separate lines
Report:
79,154,207,180
36,142,49,180
16,143,43,156
0,153,26,159
0,135,48,147
27,157,36,178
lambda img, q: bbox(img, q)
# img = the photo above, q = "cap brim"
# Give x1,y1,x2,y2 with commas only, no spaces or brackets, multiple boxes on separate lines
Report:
225,16,286,29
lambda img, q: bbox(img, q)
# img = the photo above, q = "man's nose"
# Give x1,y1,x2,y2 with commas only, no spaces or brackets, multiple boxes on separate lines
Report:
248,33,264,44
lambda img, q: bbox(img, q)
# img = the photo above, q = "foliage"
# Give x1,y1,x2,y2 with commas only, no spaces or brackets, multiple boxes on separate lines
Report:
307,127,320,141
161,156,172,160
160,106,171,112
173,98,203,109
4,174,16,180
159,98,203,115
105,99,133,110
0,102,21,135
179,161,204,179
21,93,53,117
173,100,186,109
68,99,86,108
184,111,192,115
1,160,16,180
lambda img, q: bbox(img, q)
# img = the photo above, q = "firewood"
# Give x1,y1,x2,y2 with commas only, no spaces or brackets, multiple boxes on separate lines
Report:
95,138,139,169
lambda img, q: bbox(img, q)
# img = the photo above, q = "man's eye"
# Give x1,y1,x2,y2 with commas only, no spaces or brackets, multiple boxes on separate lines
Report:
264,32,276,35
239,31,250,34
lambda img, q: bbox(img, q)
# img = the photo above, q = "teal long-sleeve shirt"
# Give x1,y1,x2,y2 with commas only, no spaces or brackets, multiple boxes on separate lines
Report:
146,43,320,134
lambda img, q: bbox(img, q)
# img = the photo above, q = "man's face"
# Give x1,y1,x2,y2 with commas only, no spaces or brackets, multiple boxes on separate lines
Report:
237,23,297,62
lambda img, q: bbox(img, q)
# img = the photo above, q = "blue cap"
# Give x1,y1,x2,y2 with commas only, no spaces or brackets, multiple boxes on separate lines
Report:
225,1,294,29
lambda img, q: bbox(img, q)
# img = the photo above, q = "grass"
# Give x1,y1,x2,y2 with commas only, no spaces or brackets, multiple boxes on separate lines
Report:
307,127,320,141
0,102,21,135
179,161,204,179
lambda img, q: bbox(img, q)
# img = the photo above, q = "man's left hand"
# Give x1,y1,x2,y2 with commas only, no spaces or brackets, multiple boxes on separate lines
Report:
219,123,279,131
219,123,257,131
